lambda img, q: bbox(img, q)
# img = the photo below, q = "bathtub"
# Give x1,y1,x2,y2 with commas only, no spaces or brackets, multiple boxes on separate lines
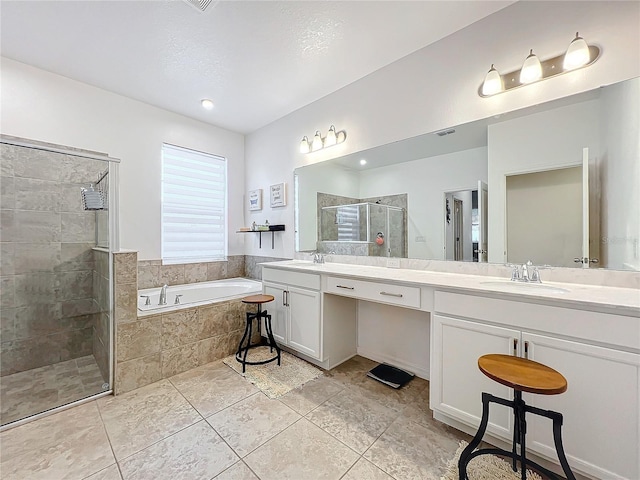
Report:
137,277,262,313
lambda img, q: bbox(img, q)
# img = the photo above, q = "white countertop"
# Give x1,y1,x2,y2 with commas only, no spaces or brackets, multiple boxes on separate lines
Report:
261,260,640,317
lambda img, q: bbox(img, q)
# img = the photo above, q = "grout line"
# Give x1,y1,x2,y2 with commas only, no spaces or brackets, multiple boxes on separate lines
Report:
93,400,125,480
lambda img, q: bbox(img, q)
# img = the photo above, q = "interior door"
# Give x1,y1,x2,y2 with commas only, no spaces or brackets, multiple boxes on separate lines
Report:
477,181,488,262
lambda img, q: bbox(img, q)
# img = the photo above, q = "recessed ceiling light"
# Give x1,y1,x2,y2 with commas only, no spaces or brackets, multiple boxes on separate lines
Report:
359,159,367,165
201,99,214,110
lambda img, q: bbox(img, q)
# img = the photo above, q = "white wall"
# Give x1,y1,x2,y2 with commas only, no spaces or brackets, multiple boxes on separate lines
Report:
599,77,640,270
245,1,640,260
487,99,600,263
0,58,245,260
358,147,487,260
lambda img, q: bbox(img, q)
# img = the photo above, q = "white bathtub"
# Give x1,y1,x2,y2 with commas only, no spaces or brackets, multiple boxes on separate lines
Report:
137,278,262,314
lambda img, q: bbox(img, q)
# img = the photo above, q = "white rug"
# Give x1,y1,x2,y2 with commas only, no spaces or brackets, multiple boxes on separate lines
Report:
223,346,323,398
441,441,544,480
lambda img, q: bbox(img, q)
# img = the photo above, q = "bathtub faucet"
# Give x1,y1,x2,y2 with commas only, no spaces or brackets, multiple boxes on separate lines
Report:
159,284,168,305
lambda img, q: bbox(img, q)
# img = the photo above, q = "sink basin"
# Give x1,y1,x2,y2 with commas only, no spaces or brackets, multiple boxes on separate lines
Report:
479,280,570,294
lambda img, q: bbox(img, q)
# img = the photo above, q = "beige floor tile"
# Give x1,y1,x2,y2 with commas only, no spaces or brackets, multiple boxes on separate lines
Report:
85,464,123,480
169,362,258,417
342,458,395,480
349,375,430,413
306,388,399,454
97,379,201,460
0,402,115,480
214,461,259,480
324,355,378,386
207,392,300,457
118,420,238,480
364,416,463,480
279,375,344,415
244,418,359,480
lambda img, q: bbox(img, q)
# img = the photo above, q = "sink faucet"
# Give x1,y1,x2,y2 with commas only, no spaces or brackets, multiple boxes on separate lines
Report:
507,261,545,283
313,252,324,264
159,284,168,305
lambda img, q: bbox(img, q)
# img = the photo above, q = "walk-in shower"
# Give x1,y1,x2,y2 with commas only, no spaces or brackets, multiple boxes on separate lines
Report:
318,202,406,257
0,136,119,428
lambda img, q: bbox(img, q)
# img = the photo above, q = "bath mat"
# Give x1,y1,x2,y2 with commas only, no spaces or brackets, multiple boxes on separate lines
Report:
441,441,544,480
223,346,323,398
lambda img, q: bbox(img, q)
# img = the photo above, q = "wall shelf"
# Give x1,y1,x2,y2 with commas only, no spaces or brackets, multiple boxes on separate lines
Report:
237,226,285,249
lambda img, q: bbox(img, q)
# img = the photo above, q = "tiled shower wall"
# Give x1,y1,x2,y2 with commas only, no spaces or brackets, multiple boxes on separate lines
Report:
92,249,111,382
0,143,106,376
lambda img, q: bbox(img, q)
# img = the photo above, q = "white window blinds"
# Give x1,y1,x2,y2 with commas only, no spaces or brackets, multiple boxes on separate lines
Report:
161,144,227,264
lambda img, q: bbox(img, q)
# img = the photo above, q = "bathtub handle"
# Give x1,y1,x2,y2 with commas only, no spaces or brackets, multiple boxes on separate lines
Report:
174,294,183,305
140,295,151,306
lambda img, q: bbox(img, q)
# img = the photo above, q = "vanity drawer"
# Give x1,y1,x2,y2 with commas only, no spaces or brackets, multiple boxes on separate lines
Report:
262,267,320,290
325,276,420,309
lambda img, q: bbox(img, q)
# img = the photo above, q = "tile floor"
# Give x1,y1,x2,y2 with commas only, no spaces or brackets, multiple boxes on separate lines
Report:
0,355,106,425
0,355,469,480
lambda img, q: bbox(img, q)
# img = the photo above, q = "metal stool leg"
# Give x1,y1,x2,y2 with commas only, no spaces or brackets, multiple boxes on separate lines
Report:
459,392,492,480
241,312,254,373
263,312,281,366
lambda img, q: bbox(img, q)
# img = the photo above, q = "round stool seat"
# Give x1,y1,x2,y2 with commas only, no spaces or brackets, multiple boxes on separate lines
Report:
241,294,274,305
479,354,567,395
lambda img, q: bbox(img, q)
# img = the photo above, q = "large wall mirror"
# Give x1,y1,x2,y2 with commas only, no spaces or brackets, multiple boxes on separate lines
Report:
294,76,639,271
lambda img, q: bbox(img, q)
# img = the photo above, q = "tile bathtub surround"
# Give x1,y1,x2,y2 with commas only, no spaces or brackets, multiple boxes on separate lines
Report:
245,255,291,280
0,142,108,376
0,356,467,480
137,255,247,289
114,297,257,394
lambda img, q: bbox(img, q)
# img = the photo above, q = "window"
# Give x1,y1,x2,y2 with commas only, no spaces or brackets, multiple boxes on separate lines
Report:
161,143,227,264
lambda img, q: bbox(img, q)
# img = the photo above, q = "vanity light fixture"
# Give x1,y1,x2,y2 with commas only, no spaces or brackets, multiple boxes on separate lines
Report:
201,99,214,110
299,125,347,154
311,131,324,151
520,49,542,84
300,136,310,154
479,32,600,97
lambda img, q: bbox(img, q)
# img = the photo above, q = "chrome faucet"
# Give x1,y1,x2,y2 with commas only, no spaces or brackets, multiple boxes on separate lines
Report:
159,284,168,305
507,261,546,283
313,252,324,264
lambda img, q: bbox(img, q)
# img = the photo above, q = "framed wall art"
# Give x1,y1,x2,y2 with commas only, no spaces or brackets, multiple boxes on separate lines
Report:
248,189,262,211
270,182,287,207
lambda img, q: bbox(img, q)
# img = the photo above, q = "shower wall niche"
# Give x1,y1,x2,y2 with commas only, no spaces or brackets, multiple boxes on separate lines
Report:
317,192,407,257
0,137,116,426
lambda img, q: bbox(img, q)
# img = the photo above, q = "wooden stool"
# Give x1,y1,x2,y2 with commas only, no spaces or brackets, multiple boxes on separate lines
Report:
235,294,281,373
458,354,576,480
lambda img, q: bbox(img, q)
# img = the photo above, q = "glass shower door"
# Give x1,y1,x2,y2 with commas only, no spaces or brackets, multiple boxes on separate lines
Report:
0,138,115,427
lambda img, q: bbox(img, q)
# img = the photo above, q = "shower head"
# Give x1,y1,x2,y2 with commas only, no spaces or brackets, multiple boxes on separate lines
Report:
81,184,105,210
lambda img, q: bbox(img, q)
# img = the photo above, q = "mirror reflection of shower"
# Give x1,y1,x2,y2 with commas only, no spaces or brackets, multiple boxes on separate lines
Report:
317,192,407,257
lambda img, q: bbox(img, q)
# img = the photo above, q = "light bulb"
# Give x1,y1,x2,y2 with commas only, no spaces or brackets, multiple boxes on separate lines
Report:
359,159,367,166
520,49,542,84
299,136,310,154
564,32,590,70
311,131,323,151
482,64,503,96
324,125,337,147
201,99,214,110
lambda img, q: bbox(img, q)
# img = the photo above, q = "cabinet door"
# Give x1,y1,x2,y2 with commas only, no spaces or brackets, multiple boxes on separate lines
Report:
287,286,321,359
263,283,287,345
431,315,519,440
523,332,640,480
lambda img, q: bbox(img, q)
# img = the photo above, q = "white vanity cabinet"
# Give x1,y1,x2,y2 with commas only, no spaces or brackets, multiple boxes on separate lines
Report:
261,267,322,360
431,291,640,480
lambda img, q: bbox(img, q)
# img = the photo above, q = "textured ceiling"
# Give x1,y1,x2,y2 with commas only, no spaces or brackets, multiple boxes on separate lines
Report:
1,1,513,134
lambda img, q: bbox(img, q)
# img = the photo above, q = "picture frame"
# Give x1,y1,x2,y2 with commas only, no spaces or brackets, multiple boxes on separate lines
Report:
248,189,262,211
270,182,287,207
